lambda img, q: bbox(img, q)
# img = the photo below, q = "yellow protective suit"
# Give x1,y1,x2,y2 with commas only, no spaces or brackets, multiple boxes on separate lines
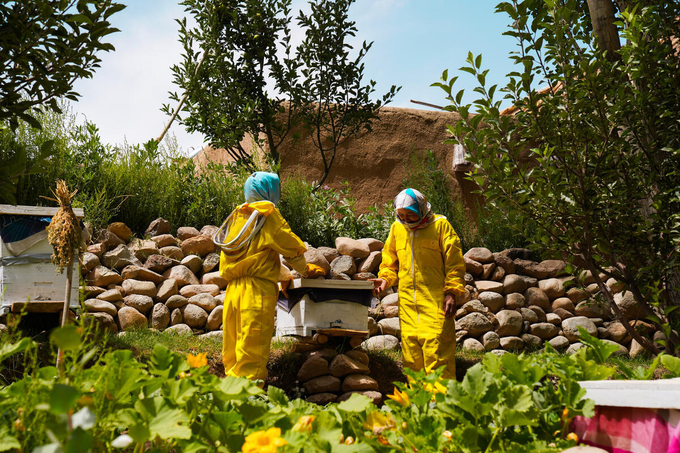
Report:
218,201,307,382
378,214,466,379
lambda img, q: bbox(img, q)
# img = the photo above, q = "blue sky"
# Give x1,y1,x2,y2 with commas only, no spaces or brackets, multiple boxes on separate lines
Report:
70,0,518,155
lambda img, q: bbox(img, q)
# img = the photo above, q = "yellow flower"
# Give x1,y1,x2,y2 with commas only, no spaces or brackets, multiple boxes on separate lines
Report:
567,432,579,442
363,411,397,435
187,352,208,368
344,436,354,445
242,428,287,453
387,388,410,407
562,408,569,419
442,430,452,441
424,381,447,395
401,422,408,430
378,435,390,446
292,415,315,433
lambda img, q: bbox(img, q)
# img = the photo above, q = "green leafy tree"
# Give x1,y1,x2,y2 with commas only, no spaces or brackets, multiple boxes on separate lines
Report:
294,0,400,189
435,0,680,354
0,0,125,203
166,0,398,177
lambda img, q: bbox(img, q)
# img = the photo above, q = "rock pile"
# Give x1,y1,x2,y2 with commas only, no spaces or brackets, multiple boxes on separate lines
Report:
80,219,658,358
296,348,382,405
81,219,224,337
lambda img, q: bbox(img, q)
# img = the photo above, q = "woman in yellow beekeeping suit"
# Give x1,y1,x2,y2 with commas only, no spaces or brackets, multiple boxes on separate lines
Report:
216,172,309,383
371,188,466,379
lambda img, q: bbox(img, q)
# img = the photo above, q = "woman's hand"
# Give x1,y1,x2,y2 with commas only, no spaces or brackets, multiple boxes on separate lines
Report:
443,293,456,318
369,278,387,297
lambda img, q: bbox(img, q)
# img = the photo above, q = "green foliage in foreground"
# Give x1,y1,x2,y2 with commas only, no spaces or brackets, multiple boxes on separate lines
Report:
2,325,680,453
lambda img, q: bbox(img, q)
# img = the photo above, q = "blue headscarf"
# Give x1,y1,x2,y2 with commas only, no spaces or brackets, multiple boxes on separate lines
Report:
244,172,281,205
394,188,434,229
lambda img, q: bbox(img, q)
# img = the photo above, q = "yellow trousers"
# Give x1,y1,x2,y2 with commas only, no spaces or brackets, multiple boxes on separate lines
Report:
401,316,456,380
222,276,277,383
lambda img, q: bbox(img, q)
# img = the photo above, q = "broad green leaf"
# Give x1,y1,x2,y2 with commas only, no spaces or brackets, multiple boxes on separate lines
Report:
237,400,270,424
0,337,32,363
216,376,263,400
661,355,680,377
50,384,80,415
162,378,197,405
50,326,81,352
337,393,372,412
578,327,619,363
149,344,188,378
64,427,93,453
496,385,537,427
135,397,192,440
0,425,21,451
267,385,289,406
461,364,490,398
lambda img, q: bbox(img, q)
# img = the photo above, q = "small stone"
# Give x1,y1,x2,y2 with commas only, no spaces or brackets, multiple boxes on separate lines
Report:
121,265,164,284
529,322,559,340
503,274,527,294
317,246,340,263
306,393,338,405
97,288,123,302
124,294,154,314
494,254,516,274
457,312,493,337
479,291,505,313
500,336,525,351
87,243,105,258
464,247,494,263
303,248,332,276
603,339,629,356
335,237,370,259
128,239,159,261
524,287,551,311
381,293,399,307
358,251,382,274
144,254,177,273
202,253,220,274
382,305,399,318
331,255,357,277
182,304,208,329
151,234,177,248
345,350,369,366
378,317,401,337
181,255,203,274
549,335,570,350
554,308,574,320
298,356,330,382
201,271,228,289
163,265,200,287
519,307,538,323
495,310,523,337
170,308,183,326
341,374,379,392
164,323,192,335
81,252,100,274
528,305,547,323
505,292,525,310
306,348,338,362
475,280,504,294
102,245,138,270
463,338,485,352
368,317,378,336
514,259,549,279
206,306,223,331
521,333,543,349
566,287,589,304
150,303,170,330
552,297,575,312
537,260,567,278
180,284,221,298
166,294,189,310
83,312,118,334
575,300,611,319
462,300,488,314
303,375,341,394
198,330,223,340
546,313,561,325
464,257,483,277
188,293,217,312
482,331,500,350
490,265,506,281
177,226,200,240
118,306,148,330
122,279,157,298
538,278,565,300
83,299,117,316
566,342,586,354
155,279,178,302
357,238,384,252
361,335,400,350
562,317,598,342
482,262,496,280
86,265,122,287
597,327,609,338
329,354,370,377
606,278,626,295
108,222,133,242
82,285,105,298
200,225,218,238
160,246,184,260
96,229,125,251
181,236,215,257
146,218,170,237
614,291,643,320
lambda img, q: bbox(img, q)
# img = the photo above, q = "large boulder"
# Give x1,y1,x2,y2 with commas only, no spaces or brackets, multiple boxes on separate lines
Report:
182,304,208,329
562,317,598,342
464,257,483,277
81,252,100,274
128,239,159,262
377,317,401,337
108,222,133,242
342,374,379,392
335,237,370,259
478,291,505,313
201,271,228,289
188,293,217,312
180,284,220,298
505,292,526,310
202,253,220,274
181,255,203,274
357,238,384,252
463,337,485,352
482,331,501,350
151,234,177,248
495,310,523,337
500,336,525,351
457,312,493,337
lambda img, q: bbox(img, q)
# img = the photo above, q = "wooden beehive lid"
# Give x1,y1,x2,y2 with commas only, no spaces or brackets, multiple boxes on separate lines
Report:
0,204,84,218
287,278,373,290
578,378,680,409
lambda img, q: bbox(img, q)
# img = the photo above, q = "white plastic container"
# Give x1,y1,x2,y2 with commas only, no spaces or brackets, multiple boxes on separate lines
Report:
276,278,372,337
0,205,83,315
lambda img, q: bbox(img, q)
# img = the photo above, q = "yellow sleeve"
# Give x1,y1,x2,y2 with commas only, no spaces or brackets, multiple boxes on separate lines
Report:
440,220,466,296
377,222,399,288
269,210,308,275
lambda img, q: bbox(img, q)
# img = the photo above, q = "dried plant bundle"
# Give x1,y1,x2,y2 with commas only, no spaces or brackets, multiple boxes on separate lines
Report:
44,180,81,274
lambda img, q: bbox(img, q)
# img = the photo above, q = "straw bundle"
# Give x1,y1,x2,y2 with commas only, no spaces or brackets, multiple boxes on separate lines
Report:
45,180,81,274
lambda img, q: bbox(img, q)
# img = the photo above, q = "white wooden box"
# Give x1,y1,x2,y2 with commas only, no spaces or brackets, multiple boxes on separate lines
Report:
276,278,371,337
1,205,83,314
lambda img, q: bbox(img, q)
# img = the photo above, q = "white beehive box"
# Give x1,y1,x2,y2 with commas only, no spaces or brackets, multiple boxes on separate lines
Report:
0,205,83,315
276,278,372,337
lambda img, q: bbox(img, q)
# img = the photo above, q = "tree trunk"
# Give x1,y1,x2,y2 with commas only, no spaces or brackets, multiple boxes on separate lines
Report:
586,0,622,60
